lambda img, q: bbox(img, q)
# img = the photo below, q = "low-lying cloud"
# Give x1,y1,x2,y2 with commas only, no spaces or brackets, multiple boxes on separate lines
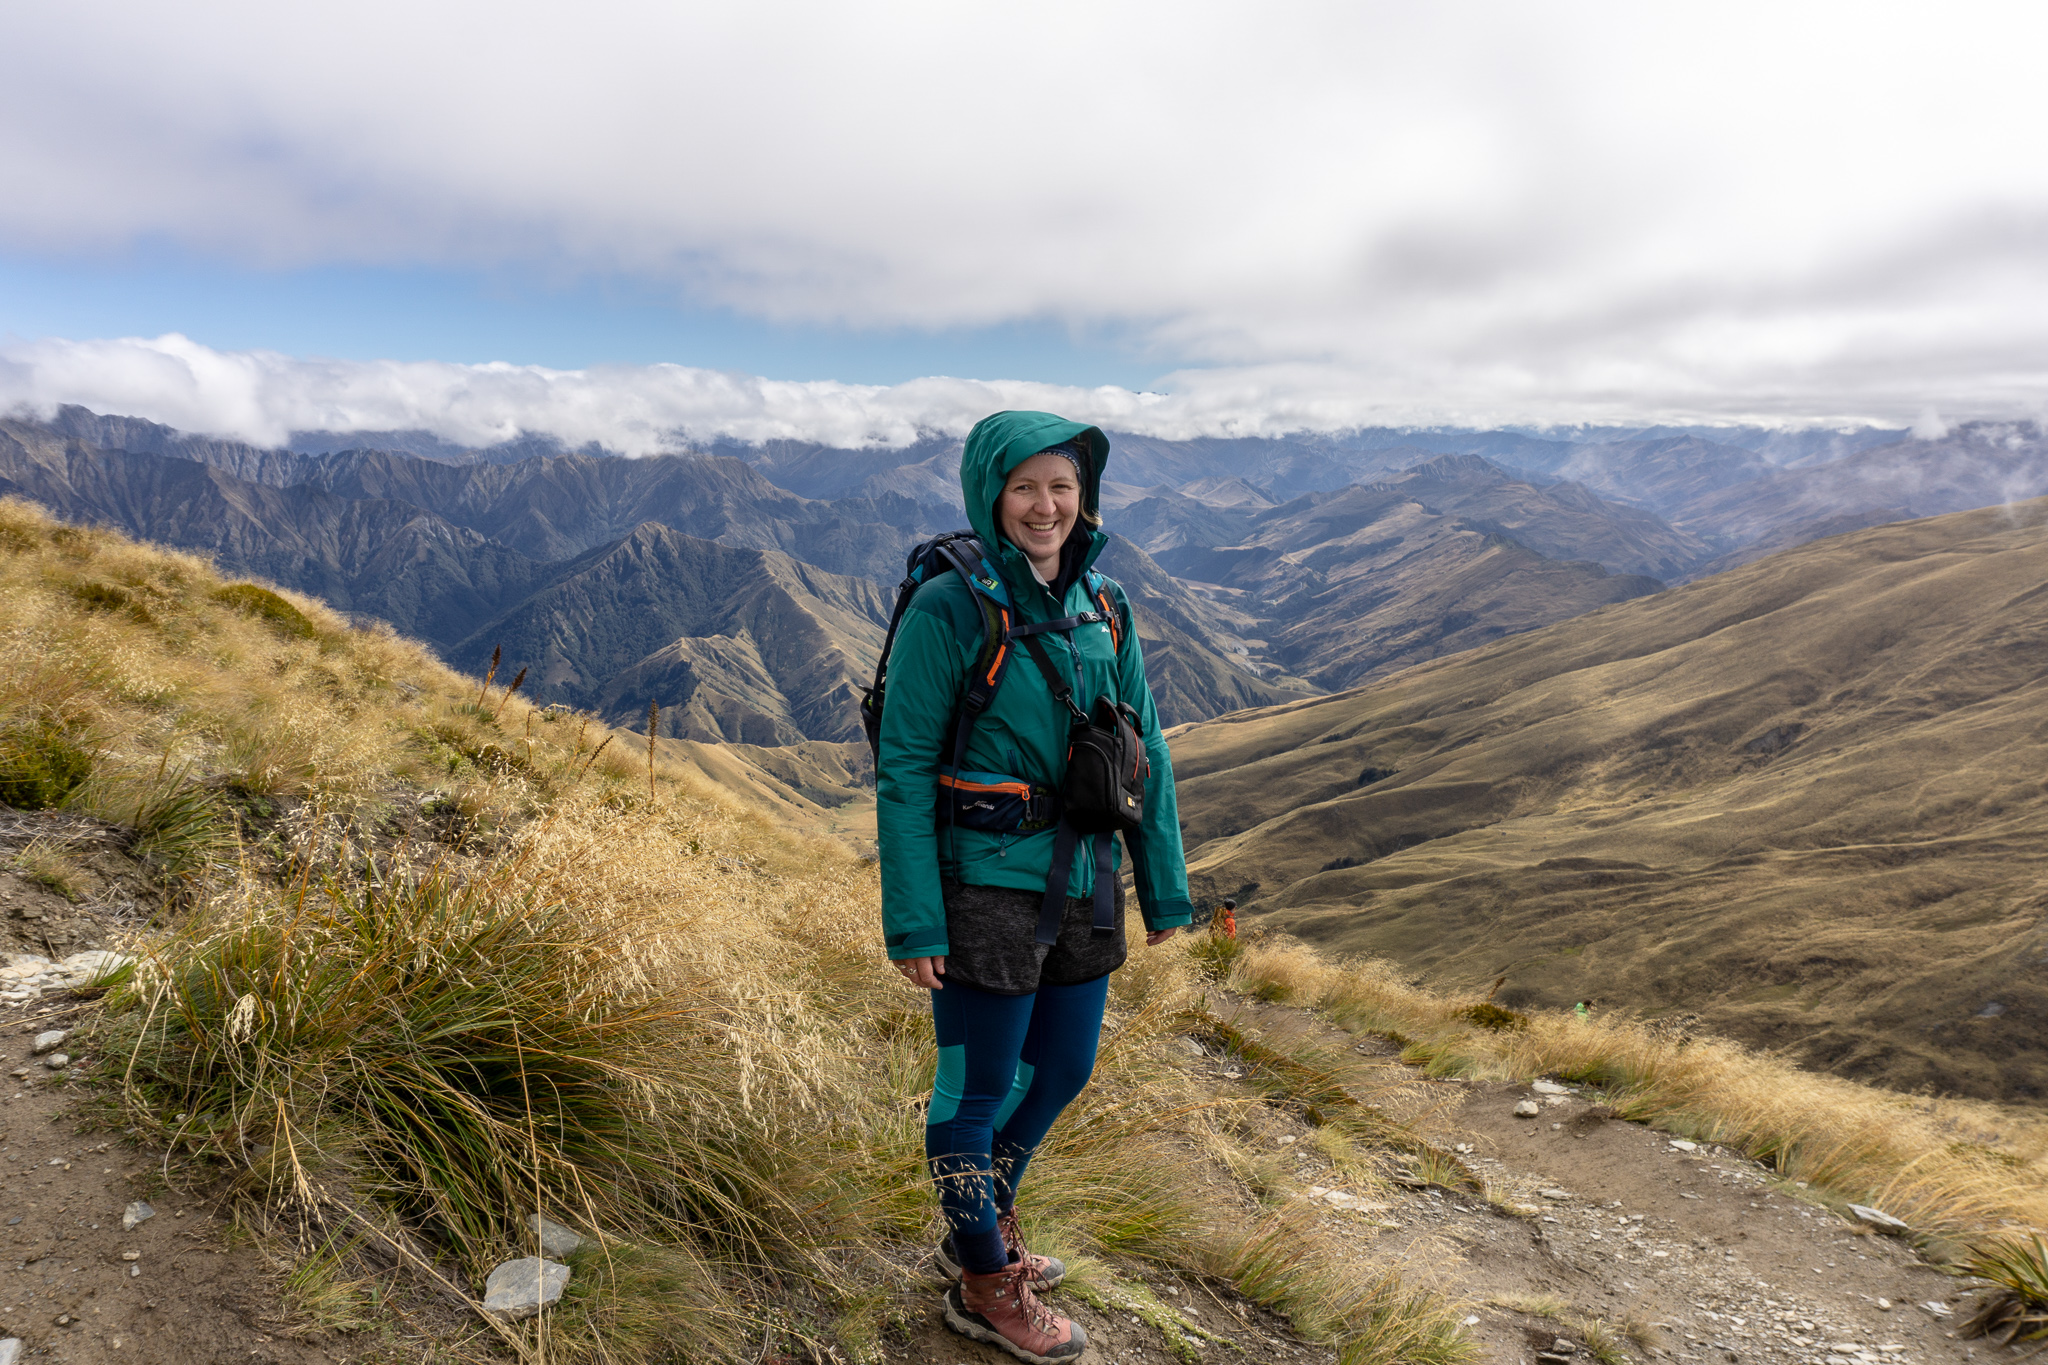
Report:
4,332,2017,451
2,332,2042,451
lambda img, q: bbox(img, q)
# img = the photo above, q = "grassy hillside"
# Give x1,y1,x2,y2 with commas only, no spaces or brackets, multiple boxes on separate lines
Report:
12,496,2048,1362
1169,497,2048,1101
0,497,1476,1362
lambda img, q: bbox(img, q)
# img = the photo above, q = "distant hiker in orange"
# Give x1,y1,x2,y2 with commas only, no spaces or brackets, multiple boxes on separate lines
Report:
866,411,1194,1364
1214,898,1237,939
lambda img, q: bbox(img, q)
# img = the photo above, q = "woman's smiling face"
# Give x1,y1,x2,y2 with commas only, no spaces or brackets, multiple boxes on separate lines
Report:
997,451,1083,578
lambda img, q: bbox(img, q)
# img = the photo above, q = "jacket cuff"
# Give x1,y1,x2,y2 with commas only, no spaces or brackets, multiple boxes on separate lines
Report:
1141,899,1195,930
888,938,951,961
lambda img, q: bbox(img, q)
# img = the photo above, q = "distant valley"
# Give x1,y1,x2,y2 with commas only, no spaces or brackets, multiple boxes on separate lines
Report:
1168,498,2048,1101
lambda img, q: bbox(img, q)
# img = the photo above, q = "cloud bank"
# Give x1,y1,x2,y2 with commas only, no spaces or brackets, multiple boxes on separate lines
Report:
4,2,2048,429
0,332,1995,451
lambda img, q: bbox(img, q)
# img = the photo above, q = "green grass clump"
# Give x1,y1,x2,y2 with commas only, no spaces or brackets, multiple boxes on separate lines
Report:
1963,1234,2048,1343
98,860,806,1352
1458,1002,1527,1032
127,768,235,876
0,711,97,809
213,582,320,640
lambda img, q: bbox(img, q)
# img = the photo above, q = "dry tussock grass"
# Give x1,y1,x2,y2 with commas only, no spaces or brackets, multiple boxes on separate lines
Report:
1226,937,2048,1258
1,498,1473,1364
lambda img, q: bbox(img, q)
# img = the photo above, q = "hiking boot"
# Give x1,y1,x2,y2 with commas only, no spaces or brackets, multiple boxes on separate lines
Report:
933,1209,1067,1290
942,1261,1087,1364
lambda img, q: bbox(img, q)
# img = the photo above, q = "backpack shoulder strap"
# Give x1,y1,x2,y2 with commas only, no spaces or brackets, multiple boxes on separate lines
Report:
931,538,1017,718
1084,570,1132,654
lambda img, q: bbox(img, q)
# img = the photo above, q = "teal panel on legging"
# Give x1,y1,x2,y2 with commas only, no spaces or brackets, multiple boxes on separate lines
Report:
992,1060,1036,1131
928,1043,968,1125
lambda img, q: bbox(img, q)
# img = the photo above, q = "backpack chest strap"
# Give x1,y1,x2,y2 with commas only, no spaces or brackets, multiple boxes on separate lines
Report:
1006,611,1107,638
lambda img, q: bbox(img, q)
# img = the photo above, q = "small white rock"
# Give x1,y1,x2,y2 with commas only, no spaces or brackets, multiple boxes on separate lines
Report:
482,1256,571,1321
121,1200,155,1231
31,1030,66,1054
42,1053,69,1069
1531,1080,1569,1095
120,1250,140,1261
1513,1099,1541,1118
1275,1134,1296,1146
1540,1188,1572,1201
129,1263,140,1277
1668,1139,1699,1152
0,1336,19,1365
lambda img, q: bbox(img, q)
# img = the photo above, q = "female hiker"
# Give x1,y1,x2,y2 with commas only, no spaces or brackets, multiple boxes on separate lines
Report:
875,410,1195,1364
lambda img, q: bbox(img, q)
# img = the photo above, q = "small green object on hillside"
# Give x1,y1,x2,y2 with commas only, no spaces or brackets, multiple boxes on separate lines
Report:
212,583,318,639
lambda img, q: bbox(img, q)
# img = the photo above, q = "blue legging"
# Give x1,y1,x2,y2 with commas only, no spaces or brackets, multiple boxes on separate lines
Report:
925,974,1109,1275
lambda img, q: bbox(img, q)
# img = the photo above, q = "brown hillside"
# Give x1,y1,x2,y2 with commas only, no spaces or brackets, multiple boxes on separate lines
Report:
1168,498,2048,1101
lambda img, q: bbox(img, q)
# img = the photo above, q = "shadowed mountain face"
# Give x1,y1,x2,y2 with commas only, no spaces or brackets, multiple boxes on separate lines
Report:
1166,498,2048,1101
0,421,554,644
1092,538,1321,722
451,524,892,744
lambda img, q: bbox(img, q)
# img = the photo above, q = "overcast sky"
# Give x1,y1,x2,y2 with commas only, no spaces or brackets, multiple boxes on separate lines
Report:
2,1,2045,448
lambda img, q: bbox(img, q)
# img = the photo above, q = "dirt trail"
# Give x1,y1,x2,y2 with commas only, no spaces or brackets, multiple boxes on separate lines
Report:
0,1004,341,1365
1,811,345,1365
1201,992,1993,1365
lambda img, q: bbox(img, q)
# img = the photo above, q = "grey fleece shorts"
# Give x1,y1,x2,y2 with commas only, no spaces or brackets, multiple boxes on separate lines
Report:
940,879,1129,996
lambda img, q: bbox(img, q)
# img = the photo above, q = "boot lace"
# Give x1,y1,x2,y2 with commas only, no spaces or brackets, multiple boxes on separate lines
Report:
997,1208,1030,1260
1001,1259,1061,1337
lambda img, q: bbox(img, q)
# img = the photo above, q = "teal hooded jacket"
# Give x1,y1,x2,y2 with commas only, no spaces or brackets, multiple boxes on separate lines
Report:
875,410,1195,960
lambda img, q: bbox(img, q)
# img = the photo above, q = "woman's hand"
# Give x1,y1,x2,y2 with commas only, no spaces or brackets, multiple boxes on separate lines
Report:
895,956,946,990
1144,927,1178,947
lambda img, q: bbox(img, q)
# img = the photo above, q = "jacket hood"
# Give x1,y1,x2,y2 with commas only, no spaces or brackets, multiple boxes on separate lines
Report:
959,410,1110,580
